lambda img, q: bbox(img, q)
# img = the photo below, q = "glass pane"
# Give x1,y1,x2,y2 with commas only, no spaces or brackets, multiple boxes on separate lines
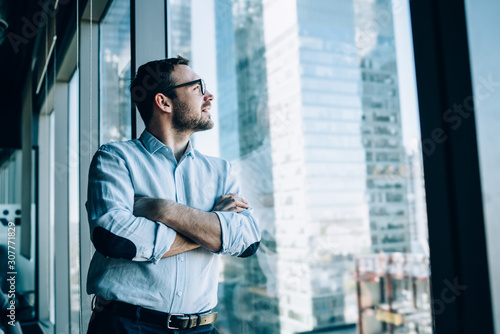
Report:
169,0,432,333
100,0,132,144
464,0,500,331
168,0,192,60
68,69,81,334
0,149,37,324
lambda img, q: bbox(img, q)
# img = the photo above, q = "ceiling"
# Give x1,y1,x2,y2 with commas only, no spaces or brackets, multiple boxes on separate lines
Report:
0,0,39,149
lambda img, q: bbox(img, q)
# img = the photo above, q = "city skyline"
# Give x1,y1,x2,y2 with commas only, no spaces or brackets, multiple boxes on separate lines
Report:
170,0,430,333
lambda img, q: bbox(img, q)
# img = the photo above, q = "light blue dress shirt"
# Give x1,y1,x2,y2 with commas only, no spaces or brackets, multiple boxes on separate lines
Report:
86,130,261,314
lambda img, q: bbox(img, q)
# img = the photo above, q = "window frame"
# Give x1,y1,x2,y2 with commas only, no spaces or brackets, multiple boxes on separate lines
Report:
409,0,495,333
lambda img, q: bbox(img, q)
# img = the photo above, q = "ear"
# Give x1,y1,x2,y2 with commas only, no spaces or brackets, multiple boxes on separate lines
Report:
154,93,172,113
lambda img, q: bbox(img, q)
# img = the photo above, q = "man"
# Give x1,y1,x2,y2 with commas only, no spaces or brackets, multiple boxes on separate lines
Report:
86,56,261,333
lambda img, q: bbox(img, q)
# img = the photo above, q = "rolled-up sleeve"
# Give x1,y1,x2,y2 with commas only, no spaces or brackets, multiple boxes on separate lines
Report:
86,145,176,263
214,162,261,257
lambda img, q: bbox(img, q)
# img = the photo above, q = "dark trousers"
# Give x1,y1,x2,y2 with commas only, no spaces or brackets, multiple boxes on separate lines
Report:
87,310,221,334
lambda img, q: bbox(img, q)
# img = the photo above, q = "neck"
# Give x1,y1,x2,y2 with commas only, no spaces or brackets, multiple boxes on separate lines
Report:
146,123,192,162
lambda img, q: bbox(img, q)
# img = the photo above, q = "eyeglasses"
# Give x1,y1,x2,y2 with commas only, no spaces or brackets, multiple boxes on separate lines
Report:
164,78,206,95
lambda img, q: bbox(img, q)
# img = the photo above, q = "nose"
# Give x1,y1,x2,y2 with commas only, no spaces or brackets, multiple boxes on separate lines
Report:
204,90,214,101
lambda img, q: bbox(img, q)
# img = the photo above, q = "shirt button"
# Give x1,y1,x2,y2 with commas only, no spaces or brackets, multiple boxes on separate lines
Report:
180,256,184,261
177,291,182,297
179,196,183,201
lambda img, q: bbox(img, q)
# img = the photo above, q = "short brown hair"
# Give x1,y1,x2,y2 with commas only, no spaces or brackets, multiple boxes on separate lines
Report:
130,56,190,125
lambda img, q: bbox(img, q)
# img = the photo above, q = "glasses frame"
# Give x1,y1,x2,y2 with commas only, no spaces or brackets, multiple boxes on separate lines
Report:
164,79,206,96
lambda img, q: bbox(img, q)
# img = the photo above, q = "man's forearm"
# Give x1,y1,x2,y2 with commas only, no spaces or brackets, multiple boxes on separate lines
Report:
136,198,222,252
161,233,200,258
159,201,222,252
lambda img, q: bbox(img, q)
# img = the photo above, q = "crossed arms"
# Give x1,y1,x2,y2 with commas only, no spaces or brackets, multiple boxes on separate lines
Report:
133,194,249,258
86,145,261,262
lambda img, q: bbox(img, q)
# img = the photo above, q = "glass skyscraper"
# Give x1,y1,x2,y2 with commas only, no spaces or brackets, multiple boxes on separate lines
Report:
354,0,412,254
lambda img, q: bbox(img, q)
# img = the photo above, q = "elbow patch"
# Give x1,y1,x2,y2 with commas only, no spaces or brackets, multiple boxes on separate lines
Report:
238,241,260,258
93,226,137,260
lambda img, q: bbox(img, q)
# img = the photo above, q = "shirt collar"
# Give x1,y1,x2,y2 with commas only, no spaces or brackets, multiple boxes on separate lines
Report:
140,130,195,159
184,140,195,159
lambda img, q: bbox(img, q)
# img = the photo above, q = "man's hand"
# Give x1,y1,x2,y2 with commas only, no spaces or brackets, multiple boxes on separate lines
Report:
212,193,249,213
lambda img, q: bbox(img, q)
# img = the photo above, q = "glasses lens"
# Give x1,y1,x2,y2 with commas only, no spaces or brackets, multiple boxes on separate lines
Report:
201,79,206,95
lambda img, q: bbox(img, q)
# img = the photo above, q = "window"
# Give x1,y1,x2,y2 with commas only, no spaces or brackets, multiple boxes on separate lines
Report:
170,0,431,332
100,0,132,144
68,69,80,334
0,150,37,324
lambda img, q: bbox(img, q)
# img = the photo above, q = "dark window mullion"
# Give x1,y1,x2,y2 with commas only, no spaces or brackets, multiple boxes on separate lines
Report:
410,1,494,333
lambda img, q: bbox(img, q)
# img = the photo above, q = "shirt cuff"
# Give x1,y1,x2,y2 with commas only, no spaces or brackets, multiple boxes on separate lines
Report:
213,211,241,255
149,222,177,263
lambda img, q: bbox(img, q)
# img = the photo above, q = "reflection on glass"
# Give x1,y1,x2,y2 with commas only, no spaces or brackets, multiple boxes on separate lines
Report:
100,0,132,144
172,0,432,333
68,69,81,334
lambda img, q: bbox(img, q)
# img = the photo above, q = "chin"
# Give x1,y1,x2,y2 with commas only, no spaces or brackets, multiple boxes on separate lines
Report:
205,121,215,130
195,121,214,132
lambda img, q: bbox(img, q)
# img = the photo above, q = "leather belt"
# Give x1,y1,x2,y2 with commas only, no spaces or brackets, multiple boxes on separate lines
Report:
96,299,218,330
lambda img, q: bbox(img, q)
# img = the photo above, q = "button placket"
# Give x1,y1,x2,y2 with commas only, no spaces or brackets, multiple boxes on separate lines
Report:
174,251,186,302
174,167,185,204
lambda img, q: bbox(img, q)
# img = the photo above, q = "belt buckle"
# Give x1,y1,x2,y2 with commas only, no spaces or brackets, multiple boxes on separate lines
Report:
167,313,183,330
